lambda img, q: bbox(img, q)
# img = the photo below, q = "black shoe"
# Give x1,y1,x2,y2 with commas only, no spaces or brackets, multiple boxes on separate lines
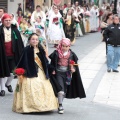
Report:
107,68,111,72
14,75,17,79
5,85,13,92
58,105,64,114
112,69,119,72
0,90,5,96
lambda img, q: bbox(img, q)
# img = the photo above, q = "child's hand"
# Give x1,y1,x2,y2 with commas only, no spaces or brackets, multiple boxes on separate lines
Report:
52,71,56,75
71,68,75,73
64,19,68,22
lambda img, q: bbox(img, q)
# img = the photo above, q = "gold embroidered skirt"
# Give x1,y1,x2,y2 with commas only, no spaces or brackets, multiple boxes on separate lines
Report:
12,68,58,113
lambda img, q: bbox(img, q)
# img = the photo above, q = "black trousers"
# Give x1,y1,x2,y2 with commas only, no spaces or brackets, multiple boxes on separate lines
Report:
56,71,67,93
7,56,16,73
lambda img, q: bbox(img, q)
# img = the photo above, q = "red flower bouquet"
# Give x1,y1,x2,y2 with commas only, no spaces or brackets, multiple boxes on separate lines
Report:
69,60,79,66
69,60,77,73
70,60,75,65
14,68,25,75
53,17,59,25
14,68,25,82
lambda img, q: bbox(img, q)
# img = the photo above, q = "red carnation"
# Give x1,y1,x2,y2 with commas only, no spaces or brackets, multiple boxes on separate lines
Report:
70,60,75,65
14,68,25,75
53,17,58,23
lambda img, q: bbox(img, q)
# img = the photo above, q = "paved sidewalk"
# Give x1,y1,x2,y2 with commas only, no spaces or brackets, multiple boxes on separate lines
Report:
78,41,120,109
79,42,106,91
93,64,120,108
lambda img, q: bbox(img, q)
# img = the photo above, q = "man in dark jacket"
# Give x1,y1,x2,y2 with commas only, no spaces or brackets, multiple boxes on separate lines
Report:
0,13,24,96
103,15,120,72
0,7,5,26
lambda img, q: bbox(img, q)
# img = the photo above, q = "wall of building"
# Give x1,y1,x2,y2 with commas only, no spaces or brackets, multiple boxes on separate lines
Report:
46,0,51,7
8,0,23,16
34,0,43,8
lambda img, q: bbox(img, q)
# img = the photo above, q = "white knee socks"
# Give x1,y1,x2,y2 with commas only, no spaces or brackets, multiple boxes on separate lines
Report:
0,77,7,91
6,73,14,86
58,91,65,104
0,73,14,90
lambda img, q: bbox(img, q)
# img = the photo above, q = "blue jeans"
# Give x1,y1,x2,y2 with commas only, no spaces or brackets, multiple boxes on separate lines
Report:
107,45,120,70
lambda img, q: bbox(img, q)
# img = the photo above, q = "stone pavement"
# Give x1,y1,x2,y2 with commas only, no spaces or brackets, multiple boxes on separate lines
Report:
79,41,120,109
1,33,120,120
93,62,120,108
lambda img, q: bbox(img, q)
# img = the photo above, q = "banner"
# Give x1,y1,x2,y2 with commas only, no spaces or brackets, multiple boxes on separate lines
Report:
53,0,62,5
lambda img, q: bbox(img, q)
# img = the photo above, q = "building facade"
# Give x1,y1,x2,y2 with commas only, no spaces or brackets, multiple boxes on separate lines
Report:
1,0,120,16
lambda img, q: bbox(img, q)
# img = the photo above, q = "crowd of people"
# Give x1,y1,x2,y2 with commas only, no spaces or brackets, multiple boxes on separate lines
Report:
13,1,102,47
0,0,120,115
0,1,87,115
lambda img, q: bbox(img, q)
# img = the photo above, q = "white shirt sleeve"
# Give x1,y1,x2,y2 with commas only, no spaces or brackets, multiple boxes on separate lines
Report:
41,11,46,23
31,11,36,23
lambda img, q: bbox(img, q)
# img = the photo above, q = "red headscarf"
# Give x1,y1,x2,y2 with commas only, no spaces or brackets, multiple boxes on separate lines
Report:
57,38,71,58
1,13,11,23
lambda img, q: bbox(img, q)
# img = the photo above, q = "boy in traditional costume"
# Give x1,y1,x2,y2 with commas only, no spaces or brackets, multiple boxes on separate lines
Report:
49,38,86,114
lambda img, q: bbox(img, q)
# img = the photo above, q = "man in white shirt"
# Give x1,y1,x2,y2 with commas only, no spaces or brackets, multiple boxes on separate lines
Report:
31,5,46,25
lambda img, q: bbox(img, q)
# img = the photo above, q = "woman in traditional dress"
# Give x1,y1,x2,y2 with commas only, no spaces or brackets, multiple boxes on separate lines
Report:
10,14,19,29
17,11,23,25
26,19,35,34
101,12,113,54
63,9,77,44
23,20,36,46
34,16,48,50
77,7,85,35
48,7,65,47
19,18,28,47
101,12,113,40
83,7,91,33
71,7,83,37
90,5,99,32
12,33,58,113
34,16,46,39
